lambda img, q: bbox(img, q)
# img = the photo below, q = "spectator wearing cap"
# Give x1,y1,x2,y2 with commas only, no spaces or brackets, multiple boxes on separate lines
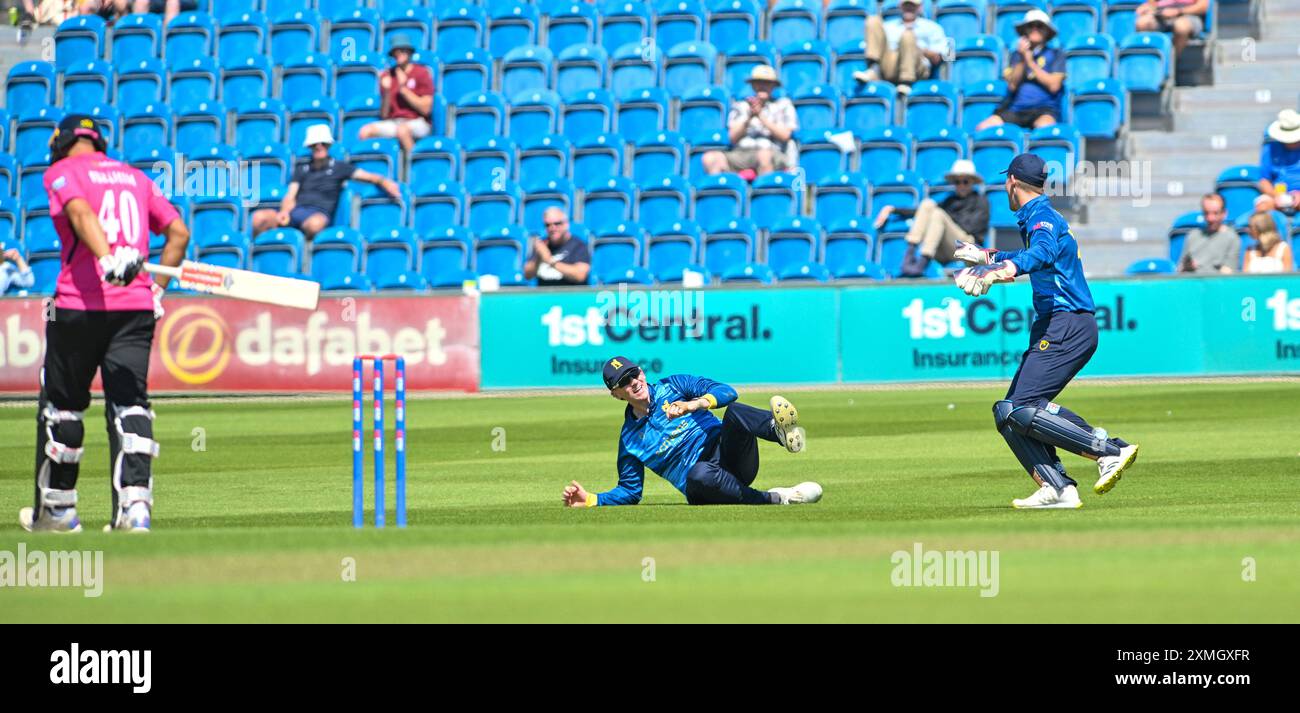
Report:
523,207,591,286
977,10,1065,131
0,246,34,294
250,124,403,243
1256,109,1300,215
1135,0,1208,55
851,0,950,93
1242,212,1294,274
702,65,799,178
358,34,435,153
892,159,991,277
1178,194,1238,274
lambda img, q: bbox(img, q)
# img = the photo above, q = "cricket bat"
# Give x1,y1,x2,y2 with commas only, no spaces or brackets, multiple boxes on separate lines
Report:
144,261,321,310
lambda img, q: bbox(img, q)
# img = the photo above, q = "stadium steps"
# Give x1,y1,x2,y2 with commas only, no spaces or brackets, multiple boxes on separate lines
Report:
1073,0,1297,275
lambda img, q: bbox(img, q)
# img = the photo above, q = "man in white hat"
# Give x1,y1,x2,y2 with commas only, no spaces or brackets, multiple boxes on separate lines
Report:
874,159,990,277
1135,0,1208,54
1257,109,1300,215
851,0,950,92
976,10,1065,132
702,64,798,178
250,124,403,243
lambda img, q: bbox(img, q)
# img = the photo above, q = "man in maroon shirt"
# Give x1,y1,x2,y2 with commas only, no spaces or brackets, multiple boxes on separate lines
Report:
358,34,435,153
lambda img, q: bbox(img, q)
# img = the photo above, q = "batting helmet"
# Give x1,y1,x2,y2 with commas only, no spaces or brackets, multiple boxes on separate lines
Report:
49,114,107,164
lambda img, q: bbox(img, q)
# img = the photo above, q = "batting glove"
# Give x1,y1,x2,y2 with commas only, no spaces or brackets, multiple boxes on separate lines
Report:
953,240,998,265
99,246,144,287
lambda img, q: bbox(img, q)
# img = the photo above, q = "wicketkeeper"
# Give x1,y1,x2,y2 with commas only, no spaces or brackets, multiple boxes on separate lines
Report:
20,114,190,533
562,357,822,507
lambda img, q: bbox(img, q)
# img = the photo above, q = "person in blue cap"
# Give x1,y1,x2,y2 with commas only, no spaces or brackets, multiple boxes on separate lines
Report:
952,153,1140,509
561,357,823,507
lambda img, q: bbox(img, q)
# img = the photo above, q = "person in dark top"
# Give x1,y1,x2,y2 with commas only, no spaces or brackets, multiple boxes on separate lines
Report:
896,159,991,277
523,207,591,286
250,124,402,241
976,10,1065,131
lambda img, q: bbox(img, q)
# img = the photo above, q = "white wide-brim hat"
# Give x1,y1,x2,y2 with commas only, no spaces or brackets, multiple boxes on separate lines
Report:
1267,109,1300,144
303,124,335,148
1016,10,1057,41
747,64,781,85
945,158,983,184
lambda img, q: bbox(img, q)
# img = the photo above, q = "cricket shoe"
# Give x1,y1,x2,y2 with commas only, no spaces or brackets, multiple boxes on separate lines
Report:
19,506,83,533
1094,444,1139,495
1012,484,1083,510
104,487,152,533
768,481,823,505
770,395,805,453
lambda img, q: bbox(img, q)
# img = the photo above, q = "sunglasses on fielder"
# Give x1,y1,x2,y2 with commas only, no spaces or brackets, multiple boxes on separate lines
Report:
615,368,642,389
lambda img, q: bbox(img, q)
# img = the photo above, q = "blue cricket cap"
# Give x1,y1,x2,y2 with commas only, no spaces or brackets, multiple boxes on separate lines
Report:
602,356,640,390
1002,153,1048,187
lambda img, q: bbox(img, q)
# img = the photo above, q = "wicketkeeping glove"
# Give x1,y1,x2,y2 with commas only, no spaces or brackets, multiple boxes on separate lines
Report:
953,240,998,265
955,261,1018,296
99,246,145,287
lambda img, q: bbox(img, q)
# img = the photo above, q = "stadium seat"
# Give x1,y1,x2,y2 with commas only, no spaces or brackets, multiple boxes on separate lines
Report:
871,170,926,265
126,142,174,188
581,177,637,234
221,54,273,111
599,1,653,56
328,7,381,62
935,0,985,40
502,46,553,97
217,11,269,64
707,0,762,53
750,171,804,226
455,91,507,143
54,15,106,72
474,224,530,284
648,220,703,281
560,88,615,141
115,58,166,115
1050,0,1103,48
1069,78,1127,140
335,55,384,114
193,231,249,270
518,134,571,192
859,126,914,183
167,56,219,112
233,99,287,156
288,97,341,158
18,154,50,208
960,80,1009,133
14,108,62,165
777,261,831,281
365,227,421,286
439,49,494,104
281,53,333,106
1166,210,1205,263
192,192,243,238
432,2,484,57
0,158,15,199
1103,0,1145,44
590,221,646,278
412,181,466,236
825,0,871,48
986,183,1017,228
655,0,707,50
1027,123,1082,190
611,41,664,97
269,9,321,65
61,61,114,114
822,216,876,275
174,101,227,153
0,197,18,246
1125,258,1175,275
468,182,523,233
972,124,1026,182
522,178,577,234
721,41,777,98
637,175,693,233
6,63,56,123
617,87,672,143
679,85,731,142
702,217,758,276
914,126,971,186
992,0,1050,49
383,4,435,53
767,216,822,274
843,80,897,138
319,272,373,292
1118,32,1173,94
25,216,62,294
692,173,750,231
242,143,292,202
547,2,599,54
111,13,163,67
1215,165,1262,222
347,139,401,186
831,38,866,93
508,90,561,147
720,262,775,283
463,136,517,190
164,12,216,65
768,0,822,48
1065,33,1116,85
572,133,626,189
631,131,688,183
357,184,411,237
487,0,541,60
598,264,657,285
813,171,869,222
793,129,848,184
556,45,609,97
904,80,959,135
664,40,719,99
792,84,841,134
779,40,831,97
419,226,475,288
310,227,365,283
952,35,1006,86
683,130,728,180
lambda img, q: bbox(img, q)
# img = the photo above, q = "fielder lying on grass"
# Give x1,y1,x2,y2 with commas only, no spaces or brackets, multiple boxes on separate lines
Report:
562,357,822,507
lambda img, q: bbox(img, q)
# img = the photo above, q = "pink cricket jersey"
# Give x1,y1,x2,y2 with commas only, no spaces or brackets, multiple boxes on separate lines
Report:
43,152,181,312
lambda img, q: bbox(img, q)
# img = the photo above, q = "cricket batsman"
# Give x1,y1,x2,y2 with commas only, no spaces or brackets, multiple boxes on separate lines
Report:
953,153,1140,509
561,357,822,507
19,115,190,533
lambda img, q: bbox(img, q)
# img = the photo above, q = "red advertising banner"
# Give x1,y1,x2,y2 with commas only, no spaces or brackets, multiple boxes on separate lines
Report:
0,295,480,393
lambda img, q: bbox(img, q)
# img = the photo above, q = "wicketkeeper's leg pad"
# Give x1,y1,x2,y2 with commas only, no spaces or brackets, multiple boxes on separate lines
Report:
1006,402,1121,459
993,400,1074,491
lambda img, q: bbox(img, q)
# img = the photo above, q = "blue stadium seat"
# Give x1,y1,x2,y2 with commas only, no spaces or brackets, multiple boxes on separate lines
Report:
288,97,342,158
412,181,466,235
328,7,381,62
572,133,626,188
164,12,216,65
347,139,401,185
935,0,986,41
972,124,1025,181
1050,0,1103,48
870,169,926,257
831,38,866,93
487,0,541,59
825,0,871,48
468,182,523,233
439,49,494,103
777,261,831,282
518,134,571,191
221,54,273,111
420,226,475,288
1103,0,1144,45
556,45,608,97
952,35,1006,86
319,272,374,292
611,41,664,97
750,171,804,226
547,2,599,54
561,88,615,141
1065,33,1116,85
112,14,162,67
55,15,106,72
365,227,421,287
1166,210,1205,263
599,1,653,56
116,58,166,115
1215,165,1262,222
1118,32,1172,94
685,130,730,180
592,221,648,281
218,11,269,64
335,54,383,115
0,157,15,199
521,177,576,233
213,1,258,23
792,83,841,134
233,99,287,156
281,53,333,106
796,129,851,184
904,79,959,135
1027,123,1082,190
269,9,322,64
382,5,435,53
435,2,486,57
453,92,507,141
655,0,707,49
505,89,559,146
843,80,896,137
174,101,227,153
823,216,877,278
581,177,637,233
768,0,822,48
631,131,688,183
914,125,970,185
463,136,517,190
706,0,762,53
242,143,292,202
960,80,1008,133
637,175,692,233
126,142,175,188
1069,78,1127,140
702,217,758,276
722,41,777,98
14,108,62,165
310,227,365,283
813,172,869,223
252,227,306,277
992,0,1049,49
193,231,249,270
502,45,553,97
720,262,775,283
859,126,914,182
475,224,529,284
679,85,730,141
168,56,219,112
767,216,821,274
986,183,1016,228
693,173,750,231
62,60,114,114
357,184,411,237
664,40,719,99
1125,258,1174,275
0,197,18,246
617,87,672,143
648,220,703,281
6,63,56,120
26,216,62,294
18,154,50,208
192,193,243,238
779,40,831,97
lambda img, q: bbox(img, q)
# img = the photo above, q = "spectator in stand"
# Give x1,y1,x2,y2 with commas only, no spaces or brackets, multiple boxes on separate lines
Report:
523,207,591,286
75,0,127,21
1242,212,1294,274
976,11,1065,131
250,124,403,242
895,159,990,277
0,246,35,294
702,65,798,179
1256,109,1300,216
851,0,950,94
358,34,435,154
1135,0,1208,55
1178,194,1238,274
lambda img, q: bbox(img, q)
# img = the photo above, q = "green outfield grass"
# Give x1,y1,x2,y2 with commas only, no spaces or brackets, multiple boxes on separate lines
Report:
1,381,1298,623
